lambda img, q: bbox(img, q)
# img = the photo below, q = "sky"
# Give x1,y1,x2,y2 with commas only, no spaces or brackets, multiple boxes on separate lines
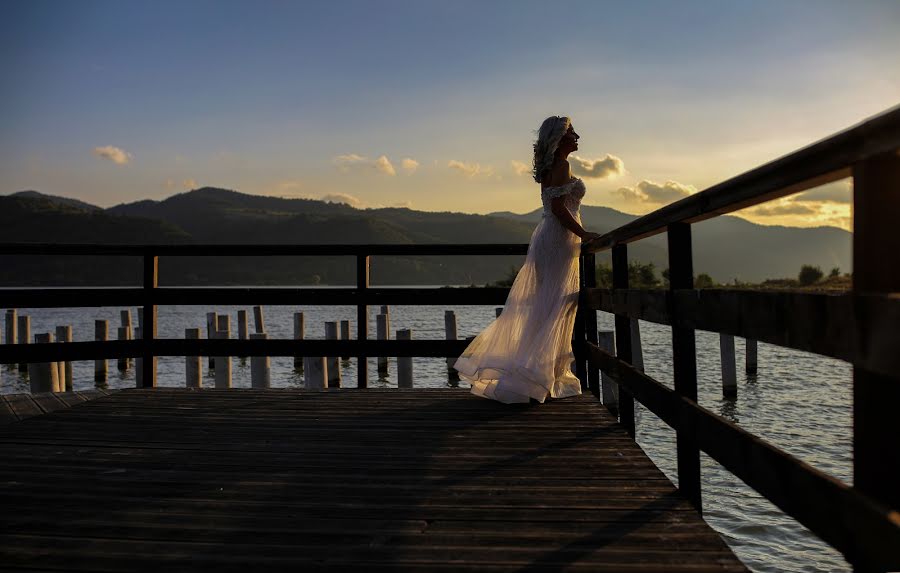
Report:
1,0,898,231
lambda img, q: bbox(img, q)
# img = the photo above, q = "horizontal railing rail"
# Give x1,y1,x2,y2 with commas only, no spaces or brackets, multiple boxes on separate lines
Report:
0,338,474,364
583,288,900,379
574,104,900,570
0,286,513,308
0,243,528,257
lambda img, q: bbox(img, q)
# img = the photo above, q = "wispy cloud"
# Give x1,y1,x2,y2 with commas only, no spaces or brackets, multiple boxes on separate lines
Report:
333,153,396,176
401,158,419,175
511,160,531,176
92,145,132,165
615,179,696,204
183,178,198,190
571,154,625,179
448,160,494,178
744,201,818,217
793,180,852,204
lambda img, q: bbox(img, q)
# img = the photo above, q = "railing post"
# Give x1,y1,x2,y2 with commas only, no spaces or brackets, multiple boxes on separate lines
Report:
141,250,158,388
611,244,635,436
574,255,587,387
852,152,900,518
667,222,701,514
356,253,370,388
583,252,599,395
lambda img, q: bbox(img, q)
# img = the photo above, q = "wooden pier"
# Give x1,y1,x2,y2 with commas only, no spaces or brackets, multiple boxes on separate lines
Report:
0,388,746,572
1,106,899,570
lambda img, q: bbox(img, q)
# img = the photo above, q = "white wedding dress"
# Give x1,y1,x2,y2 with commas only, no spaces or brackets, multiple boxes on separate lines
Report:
454,177,586,404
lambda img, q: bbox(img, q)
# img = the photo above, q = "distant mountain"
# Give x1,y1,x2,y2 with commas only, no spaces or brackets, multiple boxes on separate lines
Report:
10,190,101,212
490,204,851,283
0,187,852,285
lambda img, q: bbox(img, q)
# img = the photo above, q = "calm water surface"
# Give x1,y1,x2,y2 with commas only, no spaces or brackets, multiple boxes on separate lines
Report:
1,301,851,572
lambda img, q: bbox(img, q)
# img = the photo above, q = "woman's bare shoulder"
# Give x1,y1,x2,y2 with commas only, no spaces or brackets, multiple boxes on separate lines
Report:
543,159,571,188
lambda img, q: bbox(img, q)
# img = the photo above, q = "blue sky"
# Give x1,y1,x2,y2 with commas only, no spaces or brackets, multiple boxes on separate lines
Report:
2,0,898,229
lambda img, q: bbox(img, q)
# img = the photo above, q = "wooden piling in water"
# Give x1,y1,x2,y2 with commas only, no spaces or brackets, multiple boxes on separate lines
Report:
237,310,249,358
253,305,265,334
746,339,758,374
340,319,350,361
376,314,389,374
304,355,327,389
120,309,132,370
94,319,107,382
630,318,645,372
117,326,130,371
206,312,217,370
495,307,503,318
135,326,143,387
185,328,201,388
325,321,341,388
397,329,412,388
720,333,737,397
380,305,390,336
17,315,30,373
293,312,305,369
5,309,16,346
445,310,458,375
215,315,232,389
214,329,232,389
55,325,72,391
598,330,619,413
28,333,59,393
250,332,271,389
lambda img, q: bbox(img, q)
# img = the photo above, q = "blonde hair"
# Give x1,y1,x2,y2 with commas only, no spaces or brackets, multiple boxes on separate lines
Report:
532,115,571,183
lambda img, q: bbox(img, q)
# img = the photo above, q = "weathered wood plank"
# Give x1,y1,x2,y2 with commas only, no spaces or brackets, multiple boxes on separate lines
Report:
0,389,747,572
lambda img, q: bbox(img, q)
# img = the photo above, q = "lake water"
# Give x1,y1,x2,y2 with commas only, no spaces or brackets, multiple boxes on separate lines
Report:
1,301,851,573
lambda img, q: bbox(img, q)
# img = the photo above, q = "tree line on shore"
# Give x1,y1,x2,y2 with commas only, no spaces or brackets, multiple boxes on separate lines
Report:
488,262,851,290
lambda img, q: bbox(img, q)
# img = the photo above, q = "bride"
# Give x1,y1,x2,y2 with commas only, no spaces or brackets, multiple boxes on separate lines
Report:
454,116,600,404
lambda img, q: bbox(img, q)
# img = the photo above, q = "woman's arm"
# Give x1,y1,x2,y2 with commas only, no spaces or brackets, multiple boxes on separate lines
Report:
550,196,590,238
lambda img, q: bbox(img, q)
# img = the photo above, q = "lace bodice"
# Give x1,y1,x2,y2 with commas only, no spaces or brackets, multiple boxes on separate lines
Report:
540,177,586,215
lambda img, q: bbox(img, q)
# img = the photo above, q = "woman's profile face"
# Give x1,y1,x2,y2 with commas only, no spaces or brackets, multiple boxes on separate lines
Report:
559,124,579,153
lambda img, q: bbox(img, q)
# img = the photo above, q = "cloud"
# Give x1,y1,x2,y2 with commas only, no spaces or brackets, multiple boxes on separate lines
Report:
401,158,419,175
615,179,696,204
333,153,396,176
571,154,625,179
511,160,531,176
744,200,818,217
321,193,364,208
448,160,494,178
793,180,852,204
92,145,132,165
183,178,198,190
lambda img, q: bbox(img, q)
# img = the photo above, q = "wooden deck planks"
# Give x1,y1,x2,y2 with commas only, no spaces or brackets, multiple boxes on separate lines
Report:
0,388,748,572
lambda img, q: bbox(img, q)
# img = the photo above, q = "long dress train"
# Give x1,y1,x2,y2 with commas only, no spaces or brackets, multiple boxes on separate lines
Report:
454,177,587,404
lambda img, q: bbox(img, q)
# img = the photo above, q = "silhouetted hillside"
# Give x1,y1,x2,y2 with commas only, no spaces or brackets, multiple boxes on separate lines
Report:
491,204,851,283
0,188,852,285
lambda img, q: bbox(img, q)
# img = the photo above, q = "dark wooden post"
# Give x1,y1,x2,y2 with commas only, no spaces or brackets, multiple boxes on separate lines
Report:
852,152,900,518
667,222,701,514
356,254,370,389
574,255,587,387
583,252,600,396
141,251,158,388
611,244,635,436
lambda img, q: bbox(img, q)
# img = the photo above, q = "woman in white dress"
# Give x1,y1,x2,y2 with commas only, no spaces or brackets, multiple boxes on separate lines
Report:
454,116,601,404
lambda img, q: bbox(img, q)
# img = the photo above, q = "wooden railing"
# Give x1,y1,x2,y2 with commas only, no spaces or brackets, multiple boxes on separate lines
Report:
1,106,898,570
577,104,900,571
0,244,526,388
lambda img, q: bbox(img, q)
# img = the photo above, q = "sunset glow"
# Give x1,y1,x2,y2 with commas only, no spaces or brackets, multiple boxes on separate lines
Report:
2,1,897,231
